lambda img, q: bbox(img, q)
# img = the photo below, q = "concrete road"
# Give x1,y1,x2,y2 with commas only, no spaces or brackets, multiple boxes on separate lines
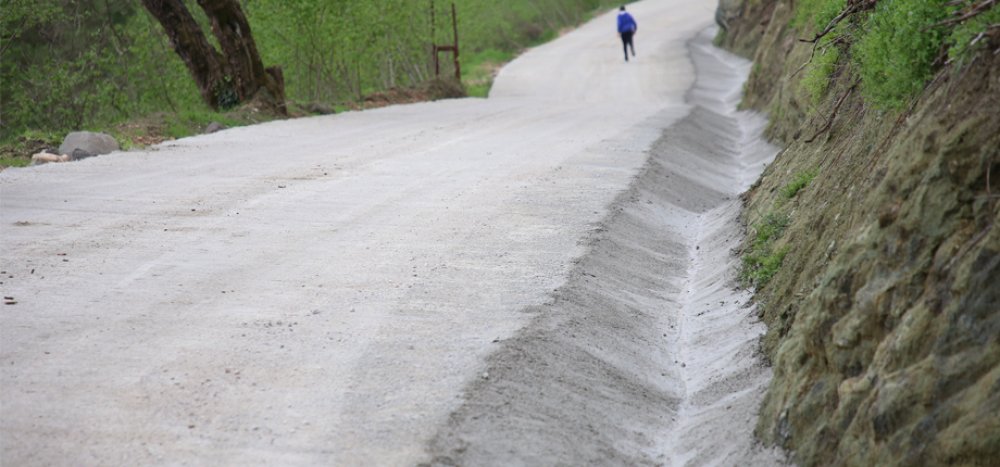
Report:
0,1,778,465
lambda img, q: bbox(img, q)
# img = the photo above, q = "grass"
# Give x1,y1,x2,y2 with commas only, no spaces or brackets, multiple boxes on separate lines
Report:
741,169,819,286
462,48,516,97
801,45,840,108
0,156,32,168
165,110,244,139
0,130,63,169
108,108,263,151
780,169,819,199
741,211,791,288
0,106,271,168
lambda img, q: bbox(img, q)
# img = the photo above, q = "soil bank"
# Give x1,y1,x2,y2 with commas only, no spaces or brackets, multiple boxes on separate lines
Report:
718,1,1000,465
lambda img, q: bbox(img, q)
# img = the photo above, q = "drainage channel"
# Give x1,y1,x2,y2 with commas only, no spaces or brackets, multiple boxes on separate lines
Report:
423,27,786,466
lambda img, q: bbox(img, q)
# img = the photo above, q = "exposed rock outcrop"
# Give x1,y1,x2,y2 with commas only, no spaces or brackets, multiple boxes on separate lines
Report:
720,1,1000,465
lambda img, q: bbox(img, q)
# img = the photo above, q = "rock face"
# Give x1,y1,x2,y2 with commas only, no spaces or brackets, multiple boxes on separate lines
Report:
720,1,1000,466
204,122,227,134
59,131,119,158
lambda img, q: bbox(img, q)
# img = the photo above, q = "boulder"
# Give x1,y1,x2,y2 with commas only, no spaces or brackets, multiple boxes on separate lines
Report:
71,148,95,160
59,131,119,157
204,121,227,134
303,102,335,115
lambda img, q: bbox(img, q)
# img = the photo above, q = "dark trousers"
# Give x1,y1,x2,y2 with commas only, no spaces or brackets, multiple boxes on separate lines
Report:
621,31,635,61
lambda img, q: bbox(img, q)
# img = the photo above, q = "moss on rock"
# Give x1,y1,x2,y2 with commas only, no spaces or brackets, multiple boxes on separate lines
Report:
722,0,1000,465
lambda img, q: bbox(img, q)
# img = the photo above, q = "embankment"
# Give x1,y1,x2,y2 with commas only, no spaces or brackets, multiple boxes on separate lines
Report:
718,1,999,465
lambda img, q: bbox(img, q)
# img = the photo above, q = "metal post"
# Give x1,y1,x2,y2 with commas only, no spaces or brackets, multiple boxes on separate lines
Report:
430,1,460,81
431,1,439,77
451,2,460,82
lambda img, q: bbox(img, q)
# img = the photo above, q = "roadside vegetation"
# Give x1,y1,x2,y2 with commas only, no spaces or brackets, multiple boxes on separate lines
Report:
1,0,623,167
794,0,999,110
778,169,818,199
740,168,817,288
722,0,999,464
740,211,791,288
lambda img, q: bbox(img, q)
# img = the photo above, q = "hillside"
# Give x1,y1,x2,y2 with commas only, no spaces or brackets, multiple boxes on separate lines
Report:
1,0,621,165
717,0,999,465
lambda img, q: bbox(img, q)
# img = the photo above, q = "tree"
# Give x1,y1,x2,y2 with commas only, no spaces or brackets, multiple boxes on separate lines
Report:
140,0,286,114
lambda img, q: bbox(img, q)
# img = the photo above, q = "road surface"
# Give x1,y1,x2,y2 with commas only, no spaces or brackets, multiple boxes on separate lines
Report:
1,1,784,465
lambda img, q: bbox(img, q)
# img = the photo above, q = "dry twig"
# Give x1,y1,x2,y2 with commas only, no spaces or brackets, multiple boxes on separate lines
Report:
791,36,847,79
800,0,878,44
927,0,997,29
805,79,860,143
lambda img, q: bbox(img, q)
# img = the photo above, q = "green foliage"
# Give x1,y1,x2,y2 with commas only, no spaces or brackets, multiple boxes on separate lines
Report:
801,45,841,107
948,5,1000,63
792,0,999,111
741,212,791,288
462,48,516,97
2,0,620,141
780,169,819,199
162,111,232,139
743,246,790,287
247,0,619,104
0,156,31,168
853,0,953,109
0,129,62,168
1,0,200,141
793,0,846,29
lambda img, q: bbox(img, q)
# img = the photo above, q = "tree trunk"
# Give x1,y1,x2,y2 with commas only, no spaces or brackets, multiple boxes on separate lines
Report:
196,0,285,112
141,0,285,114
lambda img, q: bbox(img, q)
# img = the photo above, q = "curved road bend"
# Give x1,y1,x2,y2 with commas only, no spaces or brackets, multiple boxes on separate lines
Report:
0,1,771,465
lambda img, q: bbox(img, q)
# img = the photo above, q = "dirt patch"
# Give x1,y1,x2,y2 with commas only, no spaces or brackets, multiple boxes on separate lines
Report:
356,79,467,110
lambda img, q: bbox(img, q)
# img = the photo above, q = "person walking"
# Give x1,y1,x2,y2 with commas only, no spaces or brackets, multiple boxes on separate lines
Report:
617,6,637,62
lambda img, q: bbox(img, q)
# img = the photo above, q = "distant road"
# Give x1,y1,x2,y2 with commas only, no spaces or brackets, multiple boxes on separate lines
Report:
1,1,729,465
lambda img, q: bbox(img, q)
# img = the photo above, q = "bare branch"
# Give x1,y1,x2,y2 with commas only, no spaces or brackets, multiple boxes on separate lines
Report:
927,0,997,29
805,79,860,143
799,0,878,44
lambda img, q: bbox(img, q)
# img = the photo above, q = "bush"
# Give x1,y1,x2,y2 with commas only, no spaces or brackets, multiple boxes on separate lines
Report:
793,0,999,111
853,0,952,109
948,5,1000,63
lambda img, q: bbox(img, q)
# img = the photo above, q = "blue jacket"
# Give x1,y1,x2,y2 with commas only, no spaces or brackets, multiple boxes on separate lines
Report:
618,12,637,34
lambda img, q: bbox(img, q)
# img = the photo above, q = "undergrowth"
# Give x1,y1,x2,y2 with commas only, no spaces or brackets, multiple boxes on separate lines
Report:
853,0,952,109
793,0,846,30
792,0,999,110
741,211,791,288
948,4,1000,62
3,0,622,145
462,48,516,97
801,44,841,108
780,169,819,199
0,131,62,168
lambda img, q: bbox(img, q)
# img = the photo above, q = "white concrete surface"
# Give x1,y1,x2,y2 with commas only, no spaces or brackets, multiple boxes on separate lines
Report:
0,1,746,465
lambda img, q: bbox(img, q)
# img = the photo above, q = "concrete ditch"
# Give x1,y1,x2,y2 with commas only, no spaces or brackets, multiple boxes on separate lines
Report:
423,28,788,466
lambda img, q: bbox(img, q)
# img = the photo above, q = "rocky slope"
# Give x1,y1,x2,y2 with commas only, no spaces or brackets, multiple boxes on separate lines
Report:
717,1,999,465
